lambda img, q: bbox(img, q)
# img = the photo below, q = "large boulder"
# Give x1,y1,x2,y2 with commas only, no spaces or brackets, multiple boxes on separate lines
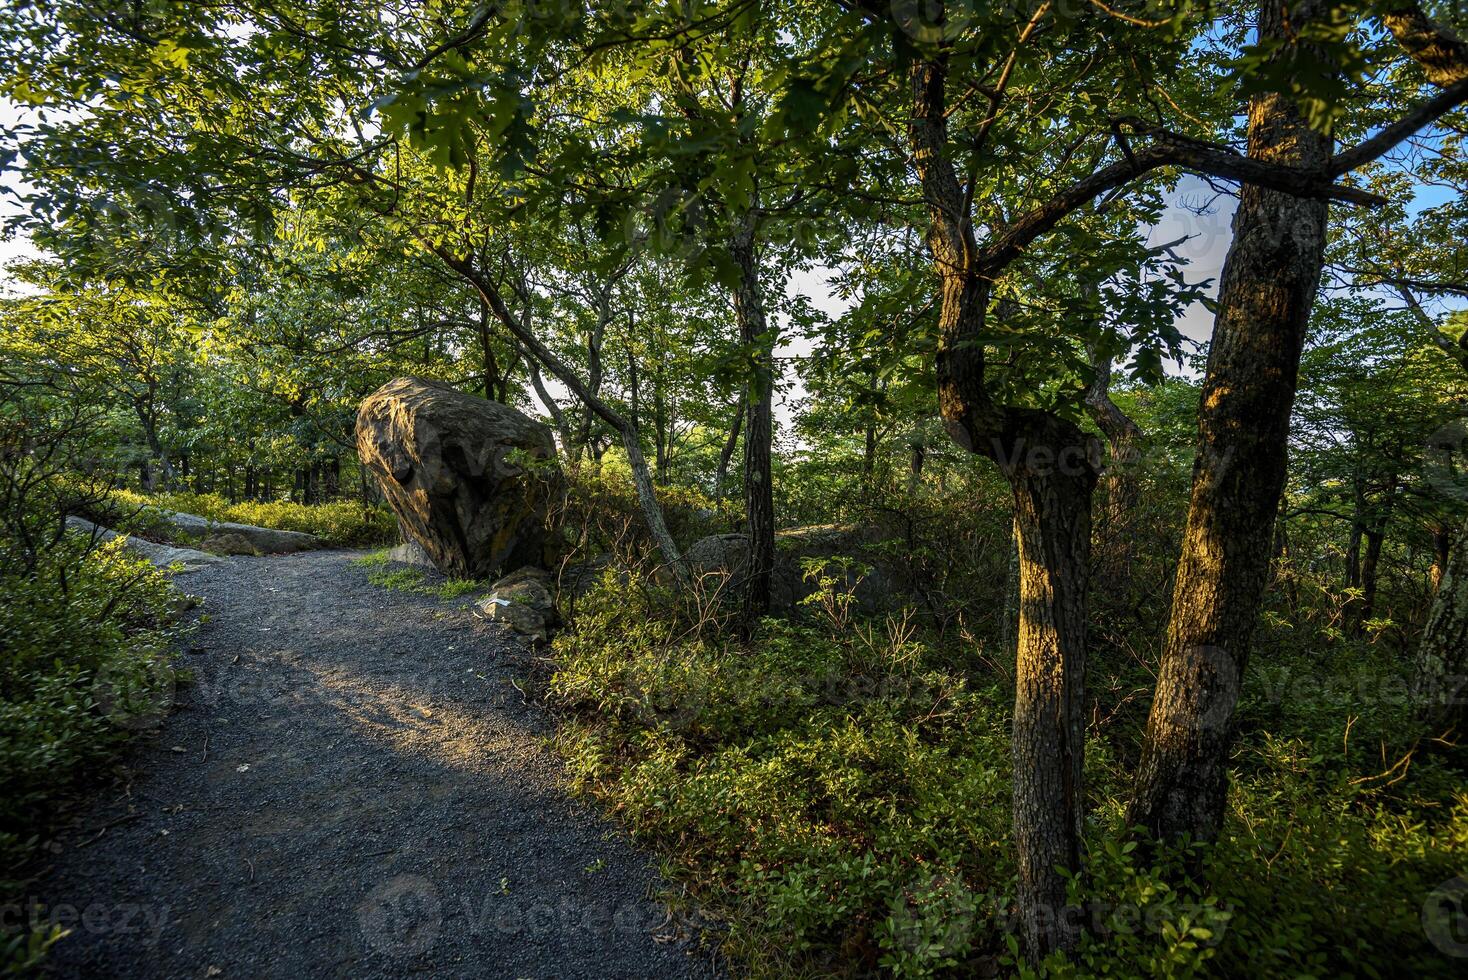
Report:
356,377,562,579
681,523,909,615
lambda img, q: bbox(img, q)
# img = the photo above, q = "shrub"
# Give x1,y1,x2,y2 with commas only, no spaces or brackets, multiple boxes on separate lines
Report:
103,489,397,547
548,569,1468,978
1,533,187,971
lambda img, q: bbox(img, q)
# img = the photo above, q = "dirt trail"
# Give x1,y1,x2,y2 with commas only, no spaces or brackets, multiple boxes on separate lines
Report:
34,550,716,979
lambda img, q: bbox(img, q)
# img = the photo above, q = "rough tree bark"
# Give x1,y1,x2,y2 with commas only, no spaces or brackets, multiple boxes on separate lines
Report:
731,209,776,618
910,52,1098,958
1128,0,1333,848
1415,517,1468,732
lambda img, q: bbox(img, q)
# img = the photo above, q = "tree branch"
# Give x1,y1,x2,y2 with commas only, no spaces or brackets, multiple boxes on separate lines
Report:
1330,77,1468,175
1384,2,1468,87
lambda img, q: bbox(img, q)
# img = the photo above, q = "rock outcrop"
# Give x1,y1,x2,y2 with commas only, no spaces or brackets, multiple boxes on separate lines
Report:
162,511,319,554
66,517,224,573
682,523,908,614
356,378,563,579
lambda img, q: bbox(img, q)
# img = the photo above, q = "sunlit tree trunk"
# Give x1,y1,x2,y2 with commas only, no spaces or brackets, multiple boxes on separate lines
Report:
1001,418,1094,955
1128,0,1332,848
911,56,1097,958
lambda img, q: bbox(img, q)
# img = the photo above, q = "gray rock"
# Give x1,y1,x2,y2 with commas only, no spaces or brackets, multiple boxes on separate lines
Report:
66,516,224,573
681,525,905,615
357,377,563,579
476,566,559,642
387,538,436,567
682,532,754,602
161,510,319,553
195,531,262,556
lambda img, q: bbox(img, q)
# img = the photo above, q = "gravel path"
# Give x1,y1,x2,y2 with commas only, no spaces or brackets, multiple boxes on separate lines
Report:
35,550,717,979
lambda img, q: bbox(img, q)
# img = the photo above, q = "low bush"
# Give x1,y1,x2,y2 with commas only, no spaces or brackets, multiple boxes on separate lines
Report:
104,489,397,547
546,569,1468,978
1,533,187,971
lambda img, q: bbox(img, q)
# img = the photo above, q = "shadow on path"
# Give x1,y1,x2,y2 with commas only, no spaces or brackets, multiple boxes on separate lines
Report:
31,550,717,979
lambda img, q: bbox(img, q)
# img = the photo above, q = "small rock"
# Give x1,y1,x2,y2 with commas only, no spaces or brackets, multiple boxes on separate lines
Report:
476,567,559,643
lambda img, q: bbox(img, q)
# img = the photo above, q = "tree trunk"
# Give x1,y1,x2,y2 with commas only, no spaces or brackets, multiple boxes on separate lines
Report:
621,426,686,582
910,53,1098,960
1358,525,1385,627
732,212,776,618
1128,0,1333,848
477,294,500,401
1005,441,1094,956
135,401,174,491
714,391,745,498
1084,339,1144,584
1414,516,1468,733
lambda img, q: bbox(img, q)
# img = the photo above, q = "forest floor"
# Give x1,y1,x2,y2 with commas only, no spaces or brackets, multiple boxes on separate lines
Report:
31,550,718,979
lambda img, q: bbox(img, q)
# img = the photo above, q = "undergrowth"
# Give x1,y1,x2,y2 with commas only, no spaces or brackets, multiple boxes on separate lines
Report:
104,489,396,547
545,567,1468,978
1,534,188,972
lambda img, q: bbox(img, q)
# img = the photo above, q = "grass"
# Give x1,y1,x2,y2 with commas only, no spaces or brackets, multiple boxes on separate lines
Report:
105,489,397,547
351,549,485,600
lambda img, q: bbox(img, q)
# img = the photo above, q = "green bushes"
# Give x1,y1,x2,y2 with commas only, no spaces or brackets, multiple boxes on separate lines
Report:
1,534,186,970
106,489,397,547
558,471,736,558
548,570,1015,975
547,568,1468,977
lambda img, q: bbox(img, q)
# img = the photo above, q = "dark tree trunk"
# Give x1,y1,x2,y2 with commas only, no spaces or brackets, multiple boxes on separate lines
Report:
732,212,775,618
1084,340,1144,585
135,400,173,491
477,294,500,401
714,391,745,498
1358,526,1385,625
1345,467,1367,590
1128,0,1332,848
1415,516,1468,732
